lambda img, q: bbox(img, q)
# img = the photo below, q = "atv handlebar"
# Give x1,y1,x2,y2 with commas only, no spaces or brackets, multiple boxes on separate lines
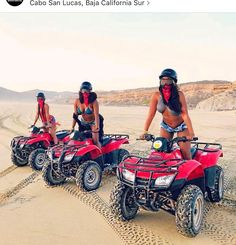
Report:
137,134,198,143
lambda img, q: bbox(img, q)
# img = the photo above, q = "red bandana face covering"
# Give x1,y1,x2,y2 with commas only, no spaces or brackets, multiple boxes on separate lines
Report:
162,84,172,103
82,92,90,106
38,99,44,108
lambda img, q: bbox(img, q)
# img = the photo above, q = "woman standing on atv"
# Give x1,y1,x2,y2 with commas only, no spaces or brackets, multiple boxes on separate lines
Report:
32,92,58,144
140,68,195,159
71,81,101,148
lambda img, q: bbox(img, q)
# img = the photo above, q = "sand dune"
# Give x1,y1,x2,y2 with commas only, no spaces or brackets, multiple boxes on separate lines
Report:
0,102,236,245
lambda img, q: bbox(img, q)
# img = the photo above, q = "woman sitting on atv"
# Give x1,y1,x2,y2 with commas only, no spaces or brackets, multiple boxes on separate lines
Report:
71,81,102,148
32,92,58,144
140,68,195,159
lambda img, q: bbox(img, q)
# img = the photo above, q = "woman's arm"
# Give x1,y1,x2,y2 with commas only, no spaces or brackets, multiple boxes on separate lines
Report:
71,99,78,130
44,104,50,126
33,105,39,126
143,93,158,132
179,91,195,139
93,100,100,132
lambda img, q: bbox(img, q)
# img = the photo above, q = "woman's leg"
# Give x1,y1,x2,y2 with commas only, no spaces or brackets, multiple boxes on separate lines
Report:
91,125,101,148
177,129,191,160
160,127,174,140
50,125,58,144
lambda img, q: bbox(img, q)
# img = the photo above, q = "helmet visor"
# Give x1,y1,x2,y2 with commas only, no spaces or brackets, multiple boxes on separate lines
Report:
160,78,174,85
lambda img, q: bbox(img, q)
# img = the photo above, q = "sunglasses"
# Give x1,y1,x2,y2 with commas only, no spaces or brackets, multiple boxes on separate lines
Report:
160,78,174,85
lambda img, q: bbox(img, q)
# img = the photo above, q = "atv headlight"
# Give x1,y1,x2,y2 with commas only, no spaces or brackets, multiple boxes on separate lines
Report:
19,143,25,149
63,154,74,163
154,174,175,188
122,169,135,182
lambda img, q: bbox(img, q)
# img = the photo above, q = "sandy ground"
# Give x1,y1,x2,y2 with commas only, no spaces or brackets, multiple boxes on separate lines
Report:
0,101,236,245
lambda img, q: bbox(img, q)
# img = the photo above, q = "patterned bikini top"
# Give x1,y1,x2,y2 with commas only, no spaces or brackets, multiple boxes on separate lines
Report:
157,96,180,116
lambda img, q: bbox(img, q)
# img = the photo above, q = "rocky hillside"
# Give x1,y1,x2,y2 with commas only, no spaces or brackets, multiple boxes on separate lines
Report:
1,80,235,111
196,89,236,111
98,81,236,111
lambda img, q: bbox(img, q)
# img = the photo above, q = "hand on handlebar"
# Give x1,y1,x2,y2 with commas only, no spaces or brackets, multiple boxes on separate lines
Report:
138,133,154,141
139,133,147,140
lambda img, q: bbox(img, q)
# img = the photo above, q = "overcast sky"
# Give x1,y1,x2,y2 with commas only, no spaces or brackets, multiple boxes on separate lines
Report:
0,13,235,92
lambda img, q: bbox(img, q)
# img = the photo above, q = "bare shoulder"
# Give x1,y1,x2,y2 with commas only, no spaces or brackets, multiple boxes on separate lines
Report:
153,91,160,99
44,103,49,108
74,98,79,106
178,90,185,98
151,91,160,102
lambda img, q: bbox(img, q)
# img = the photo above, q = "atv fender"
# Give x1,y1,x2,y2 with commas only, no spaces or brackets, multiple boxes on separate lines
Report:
176,160,205,192
194,149,223,168
26,138,51,149
102,138,129,154
76,145,102,161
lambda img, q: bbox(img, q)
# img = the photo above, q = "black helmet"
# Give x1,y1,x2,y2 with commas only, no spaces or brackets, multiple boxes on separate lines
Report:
159,68,177,83
80,81,92,91
36,92,45,100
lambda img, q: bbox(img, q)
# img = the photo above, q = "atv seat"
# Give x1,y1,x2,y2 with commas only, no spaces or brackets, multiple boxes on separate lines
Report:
56,131,69,140
190,147,197,159
101,136,111,146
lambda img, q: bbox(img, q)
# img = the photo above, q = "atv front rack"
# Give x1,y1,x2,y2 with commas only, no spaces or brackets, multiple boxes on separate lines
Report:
103,134,129,140
117,156,186,194
191,141,222,152
119,155,185,174
11,136,32,148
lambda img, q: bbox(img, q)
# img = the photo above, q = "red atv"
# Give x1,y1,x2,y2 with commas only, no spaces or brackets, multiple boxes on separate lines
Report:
110,135,224,237
10,126,70,170
43,130,129,191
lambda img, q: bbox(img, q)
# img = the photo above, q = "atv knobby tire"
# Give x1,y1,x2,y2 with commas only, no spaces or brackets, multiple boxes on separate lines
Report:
29,148,46,171
76,160,102,192
11,152,28,167
110,182,139,221
208,166,224,202
118,149,130,163
42,162,66,186
112,149,130,174
176,185,204,237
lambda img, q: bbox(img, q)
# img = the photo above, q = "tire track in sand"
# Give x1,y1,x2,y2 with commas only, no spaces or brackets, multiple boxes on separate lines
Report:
0,172,39,205
61,182,173,245
0,165,17,178
203,202,236,245
102,174,236,245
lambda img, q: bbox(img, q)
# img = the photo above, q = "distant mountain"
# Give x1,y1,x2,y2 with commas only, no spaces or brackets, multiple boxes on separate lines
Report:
0,87,75,102
1,80,236,111
97,80,235,110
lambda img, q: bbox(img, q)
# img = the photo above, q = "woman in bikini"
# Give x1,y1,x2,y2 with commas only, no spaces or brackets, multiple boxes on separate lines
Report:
140,68,195,160
71,81,101,148
32,92,58,144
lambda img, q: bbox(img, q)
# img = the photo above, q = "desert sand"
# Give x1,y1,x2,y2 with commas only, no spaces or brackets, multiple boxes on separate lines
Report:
0,101,236,245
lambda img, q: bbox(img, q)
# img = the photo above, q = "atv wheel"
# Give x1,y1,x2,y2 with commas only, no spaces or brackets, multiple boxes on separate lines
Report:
29,148,46,171
76,160,102,191
112,149,130,174
208,166,224,202
176,185,204,237
118,149,130,163
11,152,28,167
42,162,66,186
110,182,139,221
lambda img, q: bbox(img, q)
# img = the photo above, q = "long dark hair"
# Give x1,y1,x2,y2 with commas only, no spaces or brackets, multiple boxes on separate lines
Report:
79,92,97,104
159,84,182,114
